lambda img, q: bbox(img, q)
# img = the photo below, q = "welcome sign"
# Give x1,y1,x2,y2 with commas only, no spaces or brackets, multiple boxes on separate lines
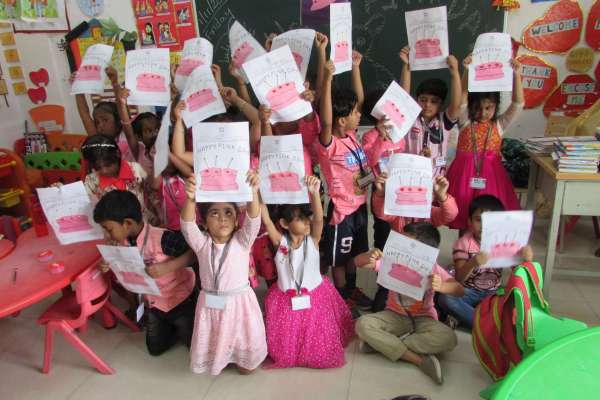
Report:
522,0,583,53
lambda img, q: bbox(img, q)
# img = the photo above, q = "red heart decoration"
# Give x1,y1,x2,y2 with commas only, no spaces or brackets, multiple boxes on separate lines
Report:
522,0,583,53
543,74,599,117
27,86,47,104
595,60,600,83
586,0,600,50
29,68,49,88
517,54,558,109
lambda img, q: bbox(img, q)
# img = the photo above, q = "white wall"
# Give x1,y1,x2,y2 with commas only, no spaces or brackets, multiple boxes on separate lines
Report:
504,0,599,139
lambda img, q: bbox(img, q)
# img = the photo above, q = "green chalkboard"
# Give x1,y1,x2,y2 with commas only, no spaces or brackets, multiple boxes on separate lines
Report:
195,0,505,95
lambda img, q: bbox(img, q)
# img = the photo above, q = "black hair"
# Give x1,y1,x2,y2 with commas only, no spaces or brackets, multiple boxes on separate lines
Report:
81,134,121,171
363,89,386,124
93,190,142,224
403,221,441,249
92,101,122,135
332,88,358,125
197,202,240,224
131,112,160,141
468,91,501,121
416,78,448,102
468,194,505,217
277,204,313,225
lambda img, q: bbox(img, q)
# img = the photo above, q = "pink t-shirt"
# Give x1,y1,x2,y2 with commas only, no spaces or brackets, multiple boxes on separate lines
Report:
453,231,502,291
117,133,135,163
298,113,321,166
361,127,406,175
318,131,369,225
160,175,186,231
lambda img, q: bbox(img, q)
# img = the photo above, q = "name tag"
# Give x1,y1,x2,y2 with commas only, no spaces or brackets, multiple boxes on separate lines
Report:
205,293,226,310
435,157,446,167
291,295,311,311
470,177,487,190
136,302,145,322
357,168,375,189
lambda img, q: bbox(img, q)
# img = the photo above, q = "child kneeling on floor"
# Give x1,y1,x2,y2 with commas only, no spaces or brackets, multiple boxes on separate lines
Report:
354,222,464,385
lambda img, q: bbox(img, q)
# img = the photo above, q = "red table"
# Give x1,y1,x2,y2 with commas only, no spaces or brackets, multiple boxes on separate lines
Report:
0,228,102,318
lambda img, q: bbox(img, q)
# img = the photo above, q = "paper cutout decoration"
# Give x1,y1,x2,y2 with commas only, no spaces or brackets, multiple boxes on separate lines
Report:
384,153,433,219
405,6,449,71
37,181,104,245
29,68,49,87
125,48,171,106
517,54,558,109
0,31,15,45
181,65,226,127
259,134,309,205
481,210,533,268
193,122,251,202
586,0,600,50
566,47,594,73
543,74,599,117
71,44,114,95
371,81,422,143
229,21,266,83
377,230,439,301
12,82,26,95
271,29,315,80
595,60,600,83
522,0,583,53
330,2,352,75
27,86,46,104
174,37,213,91
77,0,104,17
243,45,312,124
8,66,23,80
469,33,513,92
4,48,19,63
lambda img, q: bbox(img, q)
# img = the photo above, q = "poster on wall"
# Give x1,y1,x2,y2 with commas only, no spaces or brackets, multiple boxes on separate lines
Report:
522,0,583,53
516,54,558,109
543,74,599,117
11,0,69,32
586,0,600,50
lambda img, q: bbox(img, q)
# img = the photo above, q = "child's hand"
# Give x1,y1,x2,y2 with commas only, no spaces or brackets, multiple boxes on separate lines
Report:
315,32,328,51
433,176,449,203
376,118,391,141
50,182,64,188
116,88,130,105
430,274,443,291
374,172,388,195
264,32,277,51
324,60,335,78
475,251,489,267
300,89,315,103
211,64,223,86
520,245,533,262
305,175,321,194
68,71,77,86
368,248,383,266
228,61,243,81
174,100,186,121
246,170,260,193
510,58,522,75
105,66,118,85
145,262,168,278
421,147,432,158
352,50,363,67
399,46,410,65
185,175,196,200
98,259,110,273
220,86,239,103
447,55,459,74
462,54,472,68
258,104,272,123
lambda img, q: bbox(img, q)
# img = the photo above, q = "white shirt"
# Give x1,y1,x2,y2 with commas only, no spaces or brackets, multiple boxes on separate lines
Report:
275,235,322,292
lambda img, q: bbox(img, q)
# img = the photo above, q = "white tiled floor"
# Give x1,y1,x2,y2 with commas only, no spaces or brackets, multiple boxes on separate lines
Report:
1,219,599,400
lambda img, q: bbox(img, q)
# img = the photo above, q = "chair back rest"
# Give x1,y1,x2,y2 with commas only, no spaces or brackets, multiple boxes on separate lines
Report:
75,267,109,316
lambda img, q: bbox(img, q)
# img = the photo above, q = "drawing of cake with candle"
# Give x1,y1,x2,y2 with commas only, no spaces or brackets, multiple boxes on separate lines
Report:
474,53,505,81
334,40,350,63
382,100,406,129
395,186,428,206
266,81,300,111
177,58,203,76
389,263,423,288
415,38,442,59
489,241,520,259
77,65,102,81
186,88,217,112
269,170,301,192
198,156,239,191
120,271,149,286
136,72,167,92
310,0,335,11
232,41,254,68
56,215,93,233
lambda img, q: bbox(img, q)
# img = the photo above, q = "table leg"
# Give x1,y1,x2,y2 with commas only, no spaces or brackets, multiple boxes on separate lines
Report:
526,157,539,211
544,180,565,299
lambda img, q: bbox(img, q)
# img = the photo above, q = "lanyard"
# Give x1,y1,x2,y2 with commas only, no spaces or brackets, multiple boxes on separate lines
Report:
340,134,366,174
211,239,232,292
287,235,308,295
470,122,493,177
420,116,443,156
164,177,183,212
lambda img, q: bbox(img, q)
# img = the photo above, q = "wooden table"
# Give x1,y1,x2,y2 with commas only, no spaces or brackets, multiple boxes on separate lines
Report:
0,228,101,318
525,152,600,296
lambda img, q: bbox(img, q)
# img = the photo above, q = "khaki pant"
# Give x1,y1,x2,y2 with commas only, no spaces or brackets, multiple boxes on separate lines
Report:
356,310,457,361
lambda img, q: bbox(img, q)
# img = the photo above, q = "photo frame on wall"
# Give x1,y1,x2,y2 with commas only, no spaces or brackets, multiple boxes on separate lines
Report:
13,0,70,33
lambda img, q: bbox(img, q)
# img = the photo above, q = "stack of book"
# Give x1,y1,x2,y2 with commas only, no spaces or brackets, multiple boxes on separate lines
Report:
553,136,600,173
525,137,557,155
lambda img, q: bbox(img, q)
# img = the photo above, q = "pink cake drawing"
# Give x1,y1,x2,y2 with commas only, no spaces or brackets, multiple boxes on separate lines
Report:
186,88,217,112
389,263,423,288
395,186,428,206
489,241,521,259
232,41,254,68
76,65,102,81
136,73,167,92
415,38,442,59
56,215,93,233
269,171,301,192
120,271,149,286
310,0,335,11
292,51,303,71
266,82,300,111
334,41,350,63
474,62,505,81
177,58,203,76
199,168,239,191
382,100,406,129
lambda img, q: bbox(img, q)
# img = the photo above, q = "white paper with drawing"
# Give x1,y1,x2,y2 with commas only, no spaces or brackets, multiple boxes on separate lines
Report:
330,2,352,75
384,154,433,219
37,181,103,245
193,122,252,202
377,230,439,301
271,29,315,80
71,44,114,95
481,211,533,268
469,32,513,92
97,245,162,296
153,104,171,178
371,81,422,143
175,37,214,91
405,6,449,71
229,21,266,83
259,134,309,204
182,65,226,127
243,46,312,124
125,48,171,106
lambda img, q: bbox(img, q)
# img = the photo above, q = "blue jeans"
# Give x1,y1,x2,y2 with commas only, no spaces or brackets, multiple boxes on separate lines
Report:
437,287,496,329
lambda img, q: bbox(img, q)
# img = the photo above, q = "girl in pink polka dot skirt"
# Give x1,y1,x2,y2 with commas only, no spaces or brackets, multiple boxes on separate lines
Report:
261,176,354,369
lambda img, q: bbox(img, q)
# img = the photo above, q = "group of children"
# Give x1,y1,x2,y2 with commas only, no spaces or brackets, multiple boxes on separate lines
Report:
70,30,535,383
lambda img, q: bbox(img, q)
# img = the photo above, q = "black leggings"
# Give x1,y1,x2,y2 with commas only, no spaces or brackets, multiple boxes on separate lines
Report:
146,295,196,356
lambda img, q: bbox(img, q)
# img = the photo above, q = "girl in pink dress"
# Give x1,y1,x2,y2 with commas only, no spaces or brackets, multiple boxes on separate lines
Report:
180,171,267,375
261,176,354,369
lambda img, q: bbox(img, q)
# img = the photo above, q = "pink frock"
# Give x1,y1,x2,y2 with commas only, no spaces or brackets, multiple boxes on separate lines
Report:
180,213,267,375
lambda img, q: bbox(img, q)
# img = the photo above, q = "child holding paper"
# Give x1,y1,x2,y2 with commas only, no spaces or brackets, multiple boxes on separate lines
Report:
446,56,524,231
180,172,267,375
354,222,464,385
261,176,354,369
437,195,533,329
93,190,196,356
399,46,462,177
